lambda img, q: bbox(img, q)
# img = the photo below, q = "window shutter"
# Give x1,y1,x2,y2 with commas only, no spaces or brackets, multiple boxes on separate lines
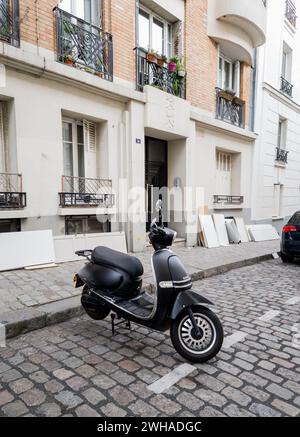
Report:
234,61,240,96
83,120,96,153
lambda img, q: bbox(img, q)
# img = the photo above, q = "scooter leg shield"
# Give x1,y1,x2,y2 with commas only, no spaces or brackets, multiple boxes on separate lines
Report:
170,290,214,320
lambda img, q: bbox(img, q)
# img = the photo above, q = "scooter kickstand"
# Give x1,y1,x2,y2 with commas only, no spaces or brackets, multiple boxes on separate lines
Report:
111,313,116,336
126,320,131,331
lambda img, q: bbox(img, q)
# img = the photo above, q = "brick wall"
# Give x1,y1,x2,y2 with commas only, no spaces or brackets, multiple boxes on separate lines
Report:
185,0,218,113
103,0,136,83
240,63,252,127
19,0,58,51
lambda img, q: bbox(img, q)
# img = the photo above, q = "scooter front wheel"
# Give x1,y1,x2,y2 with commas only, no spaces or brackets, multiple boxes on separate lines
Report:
170,307,223,363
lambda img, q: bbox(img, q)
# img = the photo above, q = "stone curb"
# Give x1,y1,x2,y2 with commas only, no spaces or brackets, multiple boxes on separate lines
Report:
0,252,278,341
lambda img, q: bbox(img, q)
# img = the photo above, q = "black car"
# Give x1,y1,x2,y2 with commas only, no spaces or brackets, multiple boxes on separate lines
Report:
281,211,300,262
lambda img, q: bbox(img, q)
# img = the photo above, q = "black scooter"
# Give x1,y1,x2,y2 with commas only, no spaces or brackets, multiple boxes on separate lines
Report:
74,202,223,363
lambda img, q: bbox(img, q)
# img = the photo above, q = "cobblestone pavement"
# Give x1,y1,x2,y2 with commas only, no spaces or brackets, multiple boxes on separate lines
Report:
1,258,300,418
0,240,279,315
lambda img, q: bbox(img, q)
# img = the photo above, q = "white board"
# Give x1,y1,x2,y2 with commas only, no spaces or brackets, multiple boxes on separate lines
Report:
199,215,220,248
213,214,229,246
226,219,241,244
235,217,249,243
0,230,55,272
54,232,127,263
247,225,280,242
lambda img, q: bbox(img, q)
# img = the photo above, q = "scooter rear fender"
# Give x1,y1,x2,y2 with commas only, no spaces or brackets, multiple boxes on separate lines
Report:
170,290,214,320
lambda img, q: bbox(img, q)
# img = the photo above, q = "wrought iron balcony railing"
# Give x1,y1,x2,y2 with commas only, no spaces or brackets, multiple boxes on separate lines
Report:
0,0,19,47
216,88,246,129
135,48,186,99
281,77,293,98
54,8,113,82
276,147,289,164
0,173,26,209
285,0,297,27
214,195,244,206
59,176,115,208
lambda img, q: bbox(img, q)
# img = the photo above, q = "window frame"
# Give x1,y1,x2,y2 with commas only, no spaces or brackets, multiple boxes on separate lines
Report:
59,0,102,26
277,117,287,150
62,118,84,180
137,4,173,57
65,215,111,236
218,55,234,91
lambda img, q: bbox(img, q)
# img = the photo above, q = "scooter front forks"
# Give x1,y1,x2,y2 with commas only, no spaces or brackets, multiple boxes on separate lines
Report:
187,307,202,337
111,313,132,336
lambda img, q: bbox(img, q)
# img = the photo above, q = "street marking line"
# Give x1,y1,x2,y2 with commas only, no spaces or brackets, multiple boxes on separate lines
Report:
223,331,248,349
286,296,300,306
148,364,196,394
258,310,280,322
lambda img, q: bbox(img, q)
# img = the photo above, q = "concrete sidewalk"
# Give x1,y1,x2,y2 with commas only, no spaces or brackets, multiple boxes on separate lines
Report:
0,240,280,339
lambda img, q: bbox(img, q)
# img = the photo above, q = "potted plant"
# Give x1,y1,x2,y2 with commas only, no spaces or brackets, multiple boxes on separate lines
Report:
157,54,167,67
147,49,158,64
176,60,186,77
64,54,75,66
168,56,179,73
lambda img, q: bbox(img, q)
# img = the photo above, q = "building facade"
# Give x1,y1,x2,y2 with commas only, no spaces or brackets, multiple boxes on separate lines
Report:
0,0,268,253
253,0,300,230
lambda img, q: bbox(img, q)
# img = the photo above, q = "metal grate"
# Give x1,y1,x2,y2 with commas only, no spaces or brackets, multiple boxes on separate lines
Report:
54,7,113,82
280,77,293,98
0,0,19,47
216,88,246,129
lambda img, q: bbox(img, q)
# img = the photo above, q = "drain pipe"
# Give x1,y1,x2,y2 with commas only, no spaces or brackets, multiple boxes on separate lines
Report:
250,48,257,132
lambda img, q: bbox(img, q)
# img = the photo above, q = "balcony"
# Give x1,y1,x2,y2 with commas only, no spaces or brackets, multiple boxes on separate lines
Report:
0,0,19,47
285,0,297,28
214,195,244,208
208,0,267,65
281,77,293,98
54,8,113,81
59,176,115,208
276,147,289,165
135,48,186,99
216,88,246,129
0,173,26,209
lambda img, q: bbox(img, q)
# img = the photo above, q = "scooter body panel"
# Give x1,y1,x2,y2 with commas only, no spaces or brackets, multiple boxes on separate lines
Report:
170,290,214,320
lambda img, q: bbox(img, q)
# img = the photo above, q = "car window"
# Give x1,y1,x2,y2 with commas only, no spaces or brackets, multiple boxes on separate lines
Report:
289,213,300,225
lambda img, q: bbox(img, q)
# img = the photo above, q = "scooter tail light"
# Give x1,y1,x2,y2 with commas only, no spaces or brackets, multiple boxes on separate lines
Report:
283,225,297,233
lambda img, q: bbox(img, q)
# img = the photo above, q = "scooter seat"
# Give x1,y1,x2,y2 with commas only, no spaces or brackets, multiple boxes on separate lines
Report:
92,246,144,278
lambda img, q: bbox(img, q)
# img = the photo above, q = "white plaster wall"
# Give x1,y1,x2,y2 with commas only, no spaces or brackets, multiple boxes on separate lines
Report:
194,126,253,211
0,68,126,226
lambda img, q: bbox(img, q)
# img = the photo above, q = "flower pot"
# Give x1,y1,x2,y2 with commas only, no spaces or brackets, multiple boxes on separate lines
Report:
157,58,165,67
177,70,186,78
147,53,157,63
65,59,74,66
168,62,177,73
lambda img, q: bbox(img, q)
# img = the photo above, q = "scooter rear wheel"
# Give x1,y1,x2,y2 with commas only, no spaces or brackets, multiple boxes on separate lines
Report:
81,286,111,321
170,307,223,363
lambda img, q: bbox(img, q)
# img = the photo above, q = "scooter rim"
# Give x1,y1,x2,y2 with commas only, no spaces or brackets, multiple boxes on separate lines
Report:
177,312,217,355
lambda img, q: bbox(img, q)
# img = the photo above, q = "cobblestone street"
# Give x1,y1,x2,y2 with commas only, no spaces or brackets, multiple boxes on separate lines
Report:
0,259,300,417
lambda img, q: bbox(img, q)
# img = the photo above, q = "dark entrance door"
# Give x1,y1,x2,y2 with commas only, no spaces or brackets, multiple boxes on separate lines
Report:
145,137,168,231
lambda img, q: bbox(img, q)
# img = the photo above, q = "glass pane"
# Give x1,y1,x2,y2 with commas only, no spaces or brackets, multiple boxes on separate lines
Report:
62,122,72,142
218,58,223,88
277,121,282,148
153,18,164,55
224,61,231,89
138,9,150,50
167,24,172,58
86,216,110,234
63,143,74,177
60,0,72,13
282,52,287,78
66,217,84,235
76,0,85,19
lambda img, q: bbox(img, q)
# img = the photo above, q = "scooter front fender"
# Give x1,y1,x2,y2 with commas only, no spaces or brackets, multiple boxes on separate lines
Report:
170,290,214,320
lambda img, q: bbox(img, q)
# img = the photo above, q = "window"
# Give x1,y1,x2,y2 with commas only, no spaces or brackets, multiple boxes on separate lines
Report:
277,118,287,150
216,151,232,196
0,219,21,233
62,118,97,188
282,43,293,82
218,55,240,95
65,215,110,235
138,6,172,57
60,0,102,26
